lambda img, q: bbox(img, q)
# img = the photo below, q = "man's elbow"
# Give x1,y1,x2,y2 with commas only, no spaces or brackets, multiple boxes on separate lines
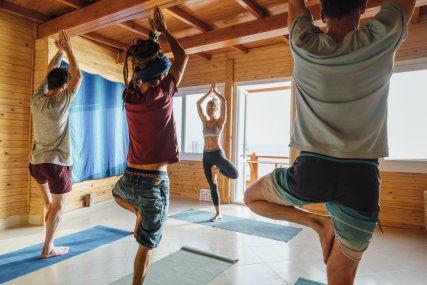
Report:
75,70,83,81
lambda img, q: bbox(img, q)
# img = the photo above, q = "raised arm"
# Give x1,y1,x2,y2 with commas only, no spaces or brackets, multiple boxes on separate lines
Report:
150,6,189,87
34,50,64,95
288,0,311,27
386,0,416,22
213,87,227,129
196,84,214,124
57,30,83,94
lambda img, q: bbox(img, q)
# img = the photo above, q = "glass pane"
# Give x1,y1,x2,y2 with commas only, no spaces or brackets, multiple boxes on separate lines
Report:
173,96,182,151
387,69,427,160
245,90,291,178
184,93,206,153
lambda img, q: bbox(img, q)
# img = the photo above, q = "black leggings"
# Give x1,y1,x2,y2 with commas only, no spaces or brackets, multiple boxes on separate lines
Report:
203,148,239,206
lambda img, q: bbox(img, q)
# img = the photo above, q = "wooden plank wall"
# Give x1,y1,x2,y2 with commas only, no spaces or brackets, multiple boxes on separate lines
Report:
0,11,34,221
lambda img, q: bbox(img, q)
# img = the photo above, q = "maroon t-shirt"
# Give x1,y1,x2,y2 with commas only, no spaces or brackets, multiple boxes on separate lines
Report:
124,74,179,165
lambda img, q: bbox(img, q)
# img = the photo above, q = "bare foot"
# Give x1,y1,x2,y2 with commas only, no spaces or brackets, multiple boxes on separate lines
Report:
210,213,222,222
211,166,220,184
40,246,69,259
45,203,52,223
134,211,142,238
315,216,335,264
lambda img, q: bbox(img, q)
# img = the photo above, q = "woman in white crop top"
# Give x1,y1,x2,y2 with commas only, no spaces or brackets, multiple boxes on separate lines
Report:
197,84,239,222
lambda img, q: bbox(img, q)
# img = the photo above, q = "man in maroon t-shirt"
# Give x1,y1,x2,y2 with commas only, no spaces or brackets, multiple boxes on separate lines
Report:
112,7,188,285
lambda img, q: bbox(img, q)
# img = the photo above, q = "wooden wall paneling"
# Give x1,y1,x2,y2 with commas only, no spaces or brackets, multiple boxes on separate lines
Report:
168,161,210,200
0,11,34,221
231,43,293,82
64,176,121,212
179,54,227,87
47,36,124,83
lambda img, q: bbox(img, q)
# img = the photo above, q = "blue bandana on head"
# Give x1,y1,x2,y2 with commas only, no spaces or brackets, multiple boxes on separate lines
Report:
135,53,172,81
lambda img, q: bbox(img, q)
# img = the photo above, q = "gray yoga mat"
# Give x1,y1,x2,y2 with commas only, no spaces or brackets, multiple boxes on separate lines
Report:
170,209,302,242
110,246,238,285
294,277,326,285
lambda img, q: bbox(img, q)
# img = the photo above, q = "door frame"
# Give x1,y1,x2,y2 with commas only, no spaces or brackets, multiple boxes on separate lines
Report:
231,77,292,204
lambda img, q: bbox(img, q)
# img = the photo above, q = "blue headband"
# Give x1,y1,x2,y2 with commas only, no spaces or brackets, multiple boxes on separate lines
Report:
135,54,172,81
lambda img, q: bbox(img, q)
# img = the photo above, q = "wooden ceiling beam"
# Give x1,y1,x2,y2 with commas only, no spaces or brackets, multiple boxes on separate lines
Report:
0,0,50,23
37,0,187,39
162,12,289,56
165,6,212,32
117,21,151,37
412,7,421,24
81,32,128,51
55,0,86,9
234,0,269,19
193,52,211,61
231,44,248,54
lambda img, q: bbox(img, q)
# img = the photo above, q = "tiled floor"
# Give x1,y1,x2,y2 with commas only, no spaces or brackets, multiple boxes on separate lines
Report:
1,197,427,285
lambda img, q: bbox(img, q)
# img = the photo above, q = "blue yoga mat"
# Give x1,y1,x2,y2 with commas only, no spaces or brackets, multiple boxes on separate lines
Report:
170,209,302,242
0,225,132,284
295,277,326,285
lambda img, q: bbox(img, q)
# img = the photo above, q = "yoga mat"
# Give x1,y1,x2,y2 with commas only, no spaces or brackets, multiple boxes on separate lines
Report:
111,246,238,285
294,277,326,285
0,225,132,284
170,209,302,242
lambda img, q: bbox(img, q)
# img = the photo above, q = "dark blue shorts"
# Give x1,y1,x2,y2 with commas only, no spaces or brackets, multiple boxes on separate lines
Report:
261,152,380,261
112,167,169,248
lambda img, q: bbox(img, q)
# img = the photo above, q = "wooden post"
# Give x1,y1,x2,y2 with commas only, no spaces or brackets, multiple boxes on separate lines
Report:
30,37,49,226
221,59,234,204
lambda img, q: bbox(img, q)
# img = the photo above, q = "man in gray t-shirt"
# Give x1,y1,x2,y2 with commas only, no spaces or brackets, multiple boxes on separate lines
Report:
29,30,83,259
244,1,416,284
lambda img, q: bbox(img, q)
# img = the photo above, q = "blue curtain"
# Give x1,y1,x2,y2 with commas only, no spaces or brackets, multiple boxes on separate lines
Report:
62,63,129,182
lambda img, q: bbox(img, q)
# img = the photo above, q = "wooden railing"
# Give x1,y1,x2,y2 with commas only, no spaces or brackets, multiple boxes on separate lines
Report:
243,153,289,188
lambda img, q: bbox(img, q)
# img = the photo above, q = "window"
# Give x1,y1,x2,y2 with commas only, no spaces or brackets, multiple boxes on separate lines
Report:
184,94,204,153
380,69,427,173
174,84,225,160
172,96,182,151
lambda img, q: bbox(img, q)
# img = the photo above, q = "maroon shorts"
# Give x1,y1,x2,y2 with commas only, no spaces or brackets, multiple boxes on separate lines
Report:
29,163,73,194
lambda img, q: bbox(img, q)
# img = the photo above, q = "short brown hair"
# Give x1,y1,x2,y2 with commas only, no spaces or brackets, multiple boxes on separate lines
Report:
320,0,366,20
47,67,70,90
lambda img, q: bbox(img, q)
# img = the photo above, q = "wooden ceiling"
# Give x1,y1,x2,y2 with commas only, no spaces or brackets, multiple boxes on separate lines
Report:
1,0,427,60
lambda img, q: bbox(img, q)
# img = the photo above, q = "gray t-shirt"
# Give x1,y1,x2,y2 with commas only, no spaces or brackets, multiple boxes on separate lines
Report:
30,53,77,166
289,2,408,158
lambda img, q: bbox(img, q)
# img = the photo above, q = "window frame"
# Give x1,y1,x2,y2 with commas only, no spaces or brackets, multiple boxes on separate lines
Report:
174,83,225,161
379,59,427,174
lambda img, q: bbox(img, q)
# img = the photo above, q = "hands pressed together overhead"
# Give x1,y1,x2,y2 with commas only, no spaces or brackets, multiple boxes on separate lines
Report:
149,6,168,37
209,83,226,101
54,29,72,53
